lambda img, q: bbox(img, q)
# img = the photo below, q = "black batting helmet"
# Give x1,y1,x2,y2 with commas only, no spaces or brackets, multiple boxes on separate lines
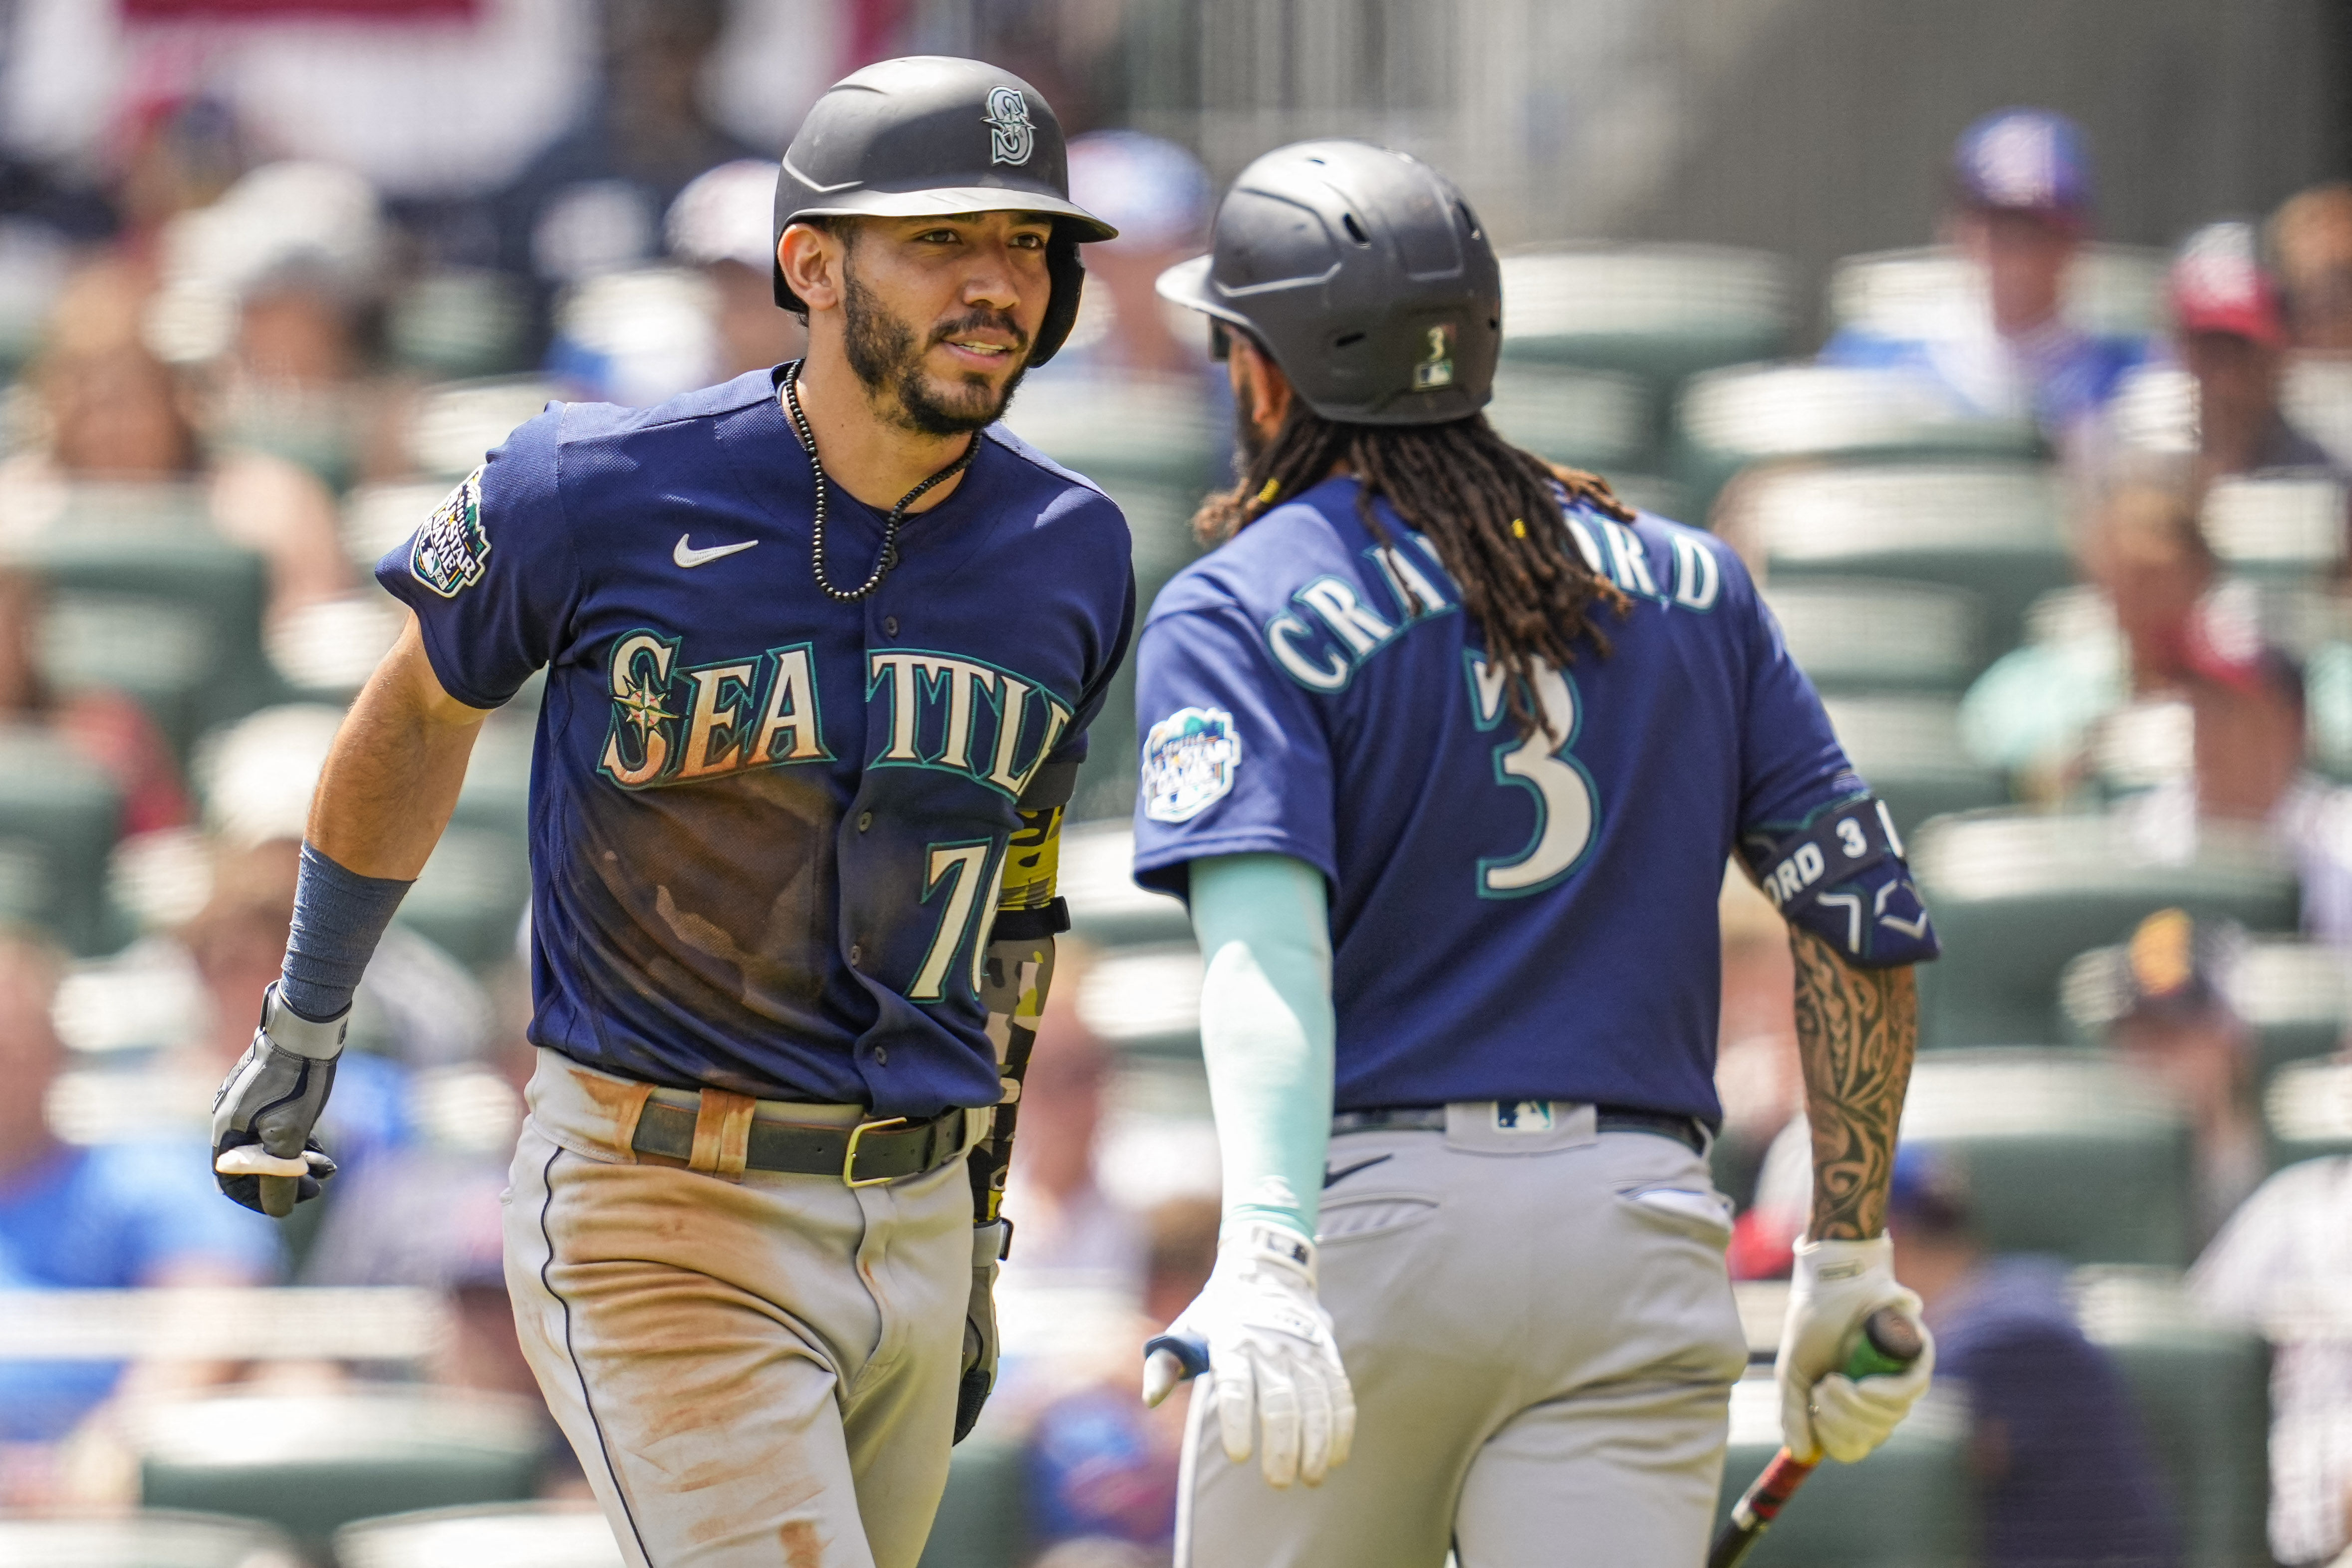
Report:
772,56,1118,367
1157,139,1499,424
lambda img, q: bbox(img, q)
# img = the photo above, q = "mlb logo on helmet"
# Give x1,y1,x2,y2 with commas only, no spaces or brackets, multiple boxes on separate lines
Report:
1411,323,1456,390
1142,706,1241,822
984,86,1035,167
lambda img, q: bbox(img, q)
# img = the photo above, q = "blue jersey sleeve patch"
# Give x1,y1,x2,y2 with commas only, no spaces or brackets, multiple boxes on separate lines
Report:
1142,705,1242,823
409,468,489,598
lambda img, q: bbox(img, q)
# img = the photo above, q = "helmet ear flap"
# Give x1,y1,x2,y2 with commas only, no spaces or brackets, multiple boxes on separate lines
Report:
1029,228,1086,367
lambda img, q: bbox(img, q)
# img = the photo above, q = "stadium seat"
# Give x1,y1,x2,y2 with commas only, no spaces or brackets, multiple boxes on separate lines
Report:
1674,372,2040,525
0,1508,300,1568
0,726,123,955
2266,1057,2352,1168
2285,353,2352,470
1826,243,2168,343
1485,363,1656,475
2060,935,2349,1079
1900,1051,2194,1267
2200,474,2348,580
1908,811,2299,1050
1766,579,1982,695
1074,941,1204,1061
1497,244,1794,388
335,1502,622,1568
915,1437,1029,1568
2070,1267,2273,1567
405,378,561,481
1713,1370,1974,1566
1060,823,1190,950
1747,461,2071,660
1817,696,2009,836
133,1387,547,1554
385,269,531,382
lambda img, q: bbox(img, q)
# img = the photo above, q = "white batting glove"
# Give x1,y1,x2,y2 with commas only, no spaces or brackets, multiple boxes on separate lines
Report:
1141,1221,1356,1488
1776,1236,1936,1464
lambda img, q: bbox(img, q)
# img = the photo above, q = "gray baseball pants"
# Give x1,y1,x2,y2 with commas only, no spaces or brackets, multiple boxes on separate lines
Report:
1175,1102,1750,1568
504,1048,980,1568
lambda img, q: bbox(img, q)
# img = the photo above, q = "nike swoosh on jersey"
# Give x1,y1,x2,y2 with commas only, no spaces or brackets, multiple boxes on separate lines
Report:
1322,1154,1393,1189
674,534,760,568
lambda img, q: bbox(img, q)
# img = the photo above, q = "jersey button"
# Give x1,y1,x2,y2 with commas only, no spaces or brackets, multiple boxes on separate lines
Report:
848,944,863,967
883,615,900,637
857,811,873,832
873,1046,889,1065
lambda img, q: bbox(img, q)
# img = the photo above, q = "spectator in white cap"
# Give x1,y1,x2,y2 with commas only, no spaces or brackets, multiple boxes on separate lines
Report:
663,159,806,381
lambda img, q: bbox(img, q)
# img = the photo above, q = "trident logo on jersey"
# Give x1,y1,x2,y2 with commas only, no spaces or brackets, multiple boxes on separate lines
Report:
984,86,1035,167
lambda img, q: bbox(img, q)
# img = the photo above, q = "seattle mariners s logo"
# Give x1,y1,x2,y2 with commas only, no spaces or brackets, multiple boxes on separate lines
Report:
983,86,1035,167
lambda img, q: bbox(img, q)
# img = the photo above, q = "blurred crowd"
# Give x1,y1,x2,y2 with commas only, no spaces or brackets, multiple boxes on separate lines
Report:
0,2,2344,1565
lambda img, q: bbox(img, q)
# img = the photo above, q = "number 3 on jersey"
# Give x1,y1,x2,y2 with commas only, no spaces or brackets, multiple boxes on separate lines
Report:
1465,654,1596,898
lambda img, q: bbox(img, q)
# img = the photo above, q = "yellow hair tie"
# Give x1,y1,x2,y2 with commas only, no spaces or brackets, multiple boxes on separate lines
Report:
1257,478,1282,504
1511,518,1528,538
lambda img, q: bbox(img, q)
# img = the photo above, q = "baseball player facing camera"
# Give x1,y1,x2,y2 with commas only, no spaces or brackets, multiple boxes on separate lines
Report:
209,57,1134,1568
1131,140,1940,1565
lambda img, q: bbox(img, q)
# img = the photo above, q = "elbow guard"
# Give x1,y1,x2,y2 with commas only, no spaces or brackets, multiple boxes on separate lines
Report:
1739,796,1939,968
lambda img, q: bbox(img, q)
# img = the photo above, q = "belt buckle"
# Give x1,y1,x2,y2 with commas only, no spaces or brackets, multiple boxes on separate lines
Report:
842,1116,909,1187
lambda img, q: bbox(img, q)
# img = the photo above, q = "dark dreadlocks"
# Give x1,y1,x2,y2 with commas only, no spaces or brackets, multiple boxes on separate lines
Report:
1194,402,1634,740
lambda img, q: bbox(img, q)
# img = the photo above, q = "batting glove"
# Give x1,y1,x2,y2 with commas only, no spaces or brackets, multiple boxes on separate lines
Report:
1142,1221,1356,1489
210,984,345,1218
1776,1235,1936,1464
954,1220,1008,1444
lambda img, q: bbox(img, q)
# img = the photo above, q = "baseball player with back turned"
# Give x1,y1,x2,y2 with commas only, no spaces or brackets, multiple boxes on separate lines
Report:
207,58,1134,1568
1130,140,1943,1566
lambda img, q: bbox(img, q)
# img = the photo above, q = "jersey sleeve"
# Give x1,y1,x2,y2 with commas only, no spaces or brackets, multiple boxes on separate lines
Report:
1729,554,1865,834
374,406,583,709
1131,600,1336,899
1049,559,1138,769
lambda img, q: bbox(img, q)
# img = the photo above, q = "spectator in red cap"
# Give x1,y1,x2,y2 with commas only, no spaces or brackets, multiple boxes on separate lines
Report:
1822,107,2148,455
2169,220,2339,487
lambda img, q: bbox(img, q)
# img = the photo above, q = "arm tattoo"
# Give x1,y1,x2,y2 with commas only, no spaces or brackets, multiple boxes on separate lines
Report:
1789,927,1917,1241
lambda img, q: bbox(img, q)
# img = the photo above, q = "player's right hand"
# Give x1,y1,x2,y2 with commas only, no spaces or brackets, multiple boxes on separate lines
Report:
210,984,347,1218
1141,1221,1356,1489
1776,1235,1936,1464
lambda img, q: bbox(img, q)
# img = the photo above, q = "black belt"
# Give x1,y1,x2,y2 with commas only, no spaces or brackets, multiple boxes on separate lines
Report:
1331,1103,1708,1155
631,1100,968,1185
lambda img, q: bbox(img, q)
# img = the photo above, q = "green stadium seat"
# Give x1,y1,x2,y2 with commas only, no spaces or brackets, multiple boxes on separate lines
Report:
1713,1371,1974,1566
134,1388,546,1555
1901,1051,2194,1266
1060,821,1189,949
2201,475,2347,580
1485,363,1656,475
1909,811,2299,1050
1826,244,2167,343
1675,373,2040,525
2060,936,2349,1079
2266,1058,2352,1168
914,1437,1029,1568
1497,244,1794,387
335,1502,621,1568
2069,1267,2273,1567
1748,461,2071,660
1817,697,2008,837
0,1508,300,1568
385,269,531,382
405,378,561,481
1766,579,1983,695
0,726,123,954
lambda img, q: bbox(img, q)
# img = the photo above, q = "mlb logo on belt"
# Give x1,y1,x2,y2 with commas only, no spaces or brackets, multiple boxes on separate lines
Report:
1494,1100,1554,1133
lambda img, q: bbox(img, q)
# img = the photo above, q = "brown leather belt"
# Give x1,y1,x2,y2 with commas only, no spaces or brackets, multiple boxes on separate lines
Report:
630,1100,969,1186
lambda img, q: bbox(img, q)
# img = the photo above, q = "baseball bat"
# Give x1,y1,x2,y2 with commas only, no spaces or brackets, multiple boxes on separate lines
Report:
1705,1306,1925,1568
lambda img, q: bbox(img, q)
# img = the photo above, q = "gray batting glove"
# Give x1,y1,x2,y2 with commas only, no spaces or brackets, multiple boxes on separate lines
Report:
954,1220,1008,1443
210,984,346,1218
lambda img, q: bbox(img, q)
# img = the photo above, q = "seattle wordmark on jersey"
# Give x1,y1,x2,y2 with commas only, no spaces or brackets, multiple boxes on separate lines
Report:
378,369,1134,1116
1131,476,1880,1125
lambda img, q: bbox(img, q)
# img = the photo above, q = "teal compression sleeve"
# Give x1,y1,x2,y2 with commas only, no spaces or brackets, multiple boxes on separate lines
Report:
1189,853,1335,1242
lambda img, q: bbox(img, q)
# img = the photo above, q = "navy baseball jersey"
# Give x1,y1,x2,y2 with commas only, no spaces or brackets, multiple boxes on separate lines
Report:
379,368,1134,1117
1130,477,1859,1124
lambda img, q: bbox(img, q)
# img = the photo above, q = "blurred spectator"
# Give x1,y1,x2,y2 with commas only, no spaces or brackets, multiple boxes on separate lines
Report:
1002,960,1145,1291
0,930,274,1487
1889,1145,2180,1568
0,567,190,836
2166,221,2339,489
2191,1154,2352,1567
109,95,245,260
491,0,763,348
664,159,804,381
1024,1195,1217,1565
2089,909,2265,1243
1820,108,2147,455
2270,184,2352,355
0,258,351,626
1057,132,1214,379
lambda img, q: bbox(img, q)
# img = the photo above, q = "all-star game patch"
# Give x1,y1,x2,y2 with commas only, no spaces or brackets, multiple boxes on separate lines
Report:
1142,705,1241,822
410,468,490,598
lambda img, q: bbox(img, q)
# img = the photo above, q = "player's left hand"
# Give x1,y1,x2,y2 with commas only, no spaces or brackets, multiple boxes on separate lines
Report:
1141,1221,1355,1488
954,1220,1007,1443
1776,1235,1936,1463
